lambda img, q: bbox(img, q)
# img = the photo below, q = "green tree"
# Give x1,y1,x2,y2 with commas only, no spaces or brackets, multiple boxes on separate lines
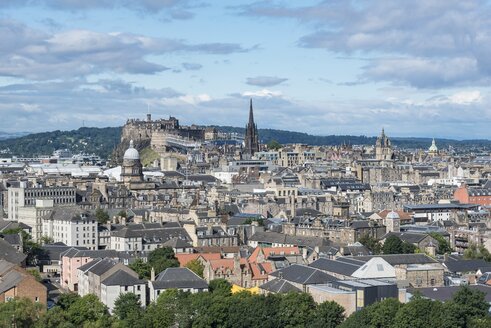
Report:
35,307,74,328
382,235,403,254
147,247,180,274
27,268,42,281
359,234,382,254
66,294,110,326
451,285,490,324
277,292,316,328
401,241,416,254
129,258,152,279
311,300,345,328
113,293,145,328
393,298,443,328
0,297,44,328
95,208,110,224
185,259,204,278
40,235,55,245
208,278,232,296
56,292,80,310
267,139,282,150
429,232,452,254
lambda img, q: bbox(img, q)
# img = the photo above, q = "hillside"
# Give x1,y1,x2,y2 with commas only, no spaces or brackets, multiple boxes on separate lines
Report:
0,127,122,158
0,125,490,159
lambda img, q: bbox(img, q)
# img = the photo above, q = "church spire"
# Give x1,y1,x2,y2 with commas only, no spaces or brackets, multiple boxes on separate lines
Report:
243,99,260,158
249,98,254,125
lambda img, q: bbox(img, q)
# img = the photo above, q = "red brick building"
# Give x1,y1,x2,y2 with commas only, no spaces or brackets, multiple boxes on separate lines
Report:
0,260,47,305
454,186,491,206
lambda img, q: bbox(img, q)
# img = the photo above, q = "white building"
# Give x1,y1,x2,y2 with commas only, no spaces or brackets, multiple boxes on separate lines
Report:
42,206,99,249
17,199,54,242
101,269,147,313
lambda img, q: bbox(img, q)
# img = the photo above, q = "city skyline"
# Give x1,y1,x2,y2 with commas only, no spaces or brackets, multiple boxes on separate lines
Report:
0,1,490,138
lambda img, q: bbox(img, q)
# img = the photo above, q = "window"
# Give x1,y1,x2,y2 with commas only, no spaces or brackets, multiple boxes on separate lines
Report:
35,297,39,302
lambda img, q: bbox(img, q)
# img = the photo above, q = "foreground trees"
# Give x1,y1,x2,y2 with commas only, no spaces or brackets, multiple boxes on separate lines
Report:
4,284,490,328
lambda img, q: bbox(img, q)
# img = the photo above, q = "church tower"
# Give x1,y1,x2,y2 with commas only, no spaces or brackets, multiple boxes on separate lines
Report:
375,128,394,160
243,99,260,157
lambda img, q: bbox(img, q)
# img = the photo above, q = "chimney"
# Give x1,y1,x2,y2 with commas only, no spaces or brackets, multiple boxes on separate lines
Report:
150,267,155,282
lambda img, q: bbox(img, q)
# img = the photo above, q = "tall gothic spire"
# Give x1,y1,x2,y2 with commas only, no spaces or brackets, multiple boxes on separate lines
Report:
243,99,260,157
249,98,254,125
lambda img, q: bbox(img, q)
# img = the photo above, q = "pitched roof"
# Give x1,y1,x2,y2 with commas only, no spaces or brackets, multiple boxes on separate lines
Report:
351,257,396,279
309,258,361,276
270,264,335,285
0,238,27,265
102,269,144,286
260,278,301,293
176,253,221,267
347,254,437,266
152,267,208,290
444,259,490,273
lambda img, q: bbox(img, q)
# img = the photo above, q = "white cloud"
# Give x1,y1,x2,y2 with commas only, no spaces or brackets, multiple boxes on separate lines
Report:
241,89,282,98
448,90,482,105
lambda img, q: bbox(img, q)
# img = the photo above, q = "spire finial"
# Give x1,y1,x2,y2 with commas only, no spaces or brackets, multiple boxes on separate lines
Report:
129,140,134,148
248,98,254,124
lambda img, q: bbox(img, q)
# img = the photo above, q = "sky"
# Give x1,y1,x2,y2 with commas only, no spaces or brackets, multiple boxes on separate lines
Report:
0,0,490,139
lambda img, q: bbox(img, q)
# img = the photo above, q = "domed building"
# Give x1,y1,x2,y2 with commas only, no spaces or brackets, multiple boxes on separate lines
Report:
121,140,143,185
385,210,400,233
428,138,438,156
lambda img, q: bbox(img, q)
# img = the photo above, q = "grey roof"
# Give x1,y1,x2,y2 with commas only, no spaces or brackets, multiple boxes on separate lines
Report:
152,267,208,290
0,261,23,294
409,285,491,302
382,232,430,244
249,231,329,248
40,244,87,261
162,237,192,249
0,238,27,265
345,254,438,266
310,258,361,276
78,258,117,276
46,206,95,222
260,278,301,293
1,234,21,245
61,248,118,259
270,264,336,285
443,259,490,273
102,269,145,286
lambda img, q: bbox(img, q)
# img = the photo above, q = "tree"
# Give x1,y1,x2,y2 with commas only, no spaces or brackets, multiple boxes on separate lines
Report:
401,241,416,254
0,297,44,328
451,285,490,324
113,293,145,328
40,235,55,245
95,208,110,224
208,278,232,296
66,294,110,326
382,235,403,254
393,298,443,328
311,300,345,328
277,292,316,328
56,292,80,310
463,243,491,262
429,232,452,254
147,247,180,274
185,259,204,278
129,258,152,280
27,268,42,281
267,139,282,150
359,234,381,254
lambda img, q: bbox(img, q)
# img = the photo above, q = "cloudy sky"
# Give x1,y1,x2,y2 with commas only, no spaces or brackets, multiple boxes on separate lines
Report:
0,0,490,139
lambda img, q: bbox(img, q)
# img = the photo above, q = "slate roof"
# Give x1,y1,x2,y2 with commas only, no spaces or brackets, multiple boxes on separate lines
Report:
0,261,23,294
0,238,26,265
79,258,117,276
259,278,301,293
443,259,490,273
102,269,145,286
61,248,118,259
309,258,361,276
382,232,430,244
47,206,95,222
347,254,438,266
270,264,336,285
152,267,208,290
409,285,491,302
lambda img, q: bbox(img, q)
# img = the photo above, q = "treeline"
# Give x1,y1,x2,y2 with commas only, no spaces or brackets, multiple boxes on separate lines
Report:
0,127,121,158
215,126,491,149
2,282,489,328
2,124,491,159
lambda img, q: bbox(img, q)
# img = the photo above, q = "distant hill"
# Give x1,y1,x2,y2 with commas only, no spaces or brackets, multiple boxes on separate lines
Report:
0,125,489,159
0,127,122,158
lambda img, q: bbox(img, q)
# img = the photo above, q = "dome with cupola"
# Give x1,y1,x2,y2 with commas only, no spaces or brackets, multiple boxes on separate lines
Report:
123,140,140,160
